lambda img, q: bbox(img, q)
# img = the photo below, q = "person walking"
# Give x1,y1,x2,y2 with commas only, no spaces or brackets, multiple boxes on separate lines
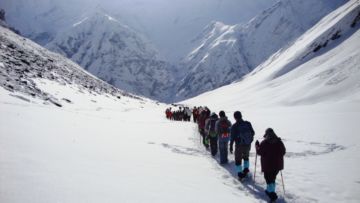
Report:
230,111,255,180
205,112,219,156
198,107,210,148
216,111,231,164
185,107,192,121
192,107,198,123
255,128,286,202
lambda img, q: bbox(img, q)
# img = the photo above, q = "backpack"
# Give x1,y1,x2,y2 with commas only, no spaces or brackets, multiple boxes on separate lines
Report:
219,119,230,138
239,121,254,145
208,119,217,138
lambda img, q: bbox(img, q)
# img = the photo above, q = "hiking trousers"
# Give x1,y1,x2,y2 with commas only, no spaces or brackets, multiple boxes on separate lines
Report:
235,144,251,166
209,136,218,156
199,129,208,148
219,139,229,164
264,170,279,184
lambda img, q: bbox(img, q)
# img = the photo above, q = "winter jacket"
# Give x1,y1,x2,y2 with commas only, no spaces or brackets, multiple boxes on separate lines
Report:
205,117,218,137
256,137,286,172
185,108,192,116
230,119,255,146
198,111,208,129
215,117,232,142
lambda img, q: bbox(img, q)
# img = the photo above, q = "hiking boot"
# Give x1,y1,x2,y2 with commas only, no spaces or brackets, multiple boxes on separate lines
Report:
243,168,249,175
238,172,246,179
220,159,228,165
265,190,270,197
269,192,278,201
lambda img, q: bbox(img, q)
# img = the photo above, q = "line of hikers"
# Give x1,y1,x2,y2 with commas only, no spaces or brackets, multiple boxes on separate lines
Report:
165,106,286,202
165,106,192,121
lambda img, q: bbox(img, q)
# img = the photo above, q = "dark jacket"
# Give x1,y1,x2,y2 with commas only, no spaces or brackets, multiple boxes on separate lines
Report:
205,116,218,136
256,136,286,172
230,119,255,146
198,110,208,129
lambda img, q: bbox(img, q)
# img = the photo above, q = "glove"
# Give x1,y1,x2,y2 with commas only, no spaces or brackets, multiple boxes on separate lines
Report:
229,145,233,154
255,140,260,147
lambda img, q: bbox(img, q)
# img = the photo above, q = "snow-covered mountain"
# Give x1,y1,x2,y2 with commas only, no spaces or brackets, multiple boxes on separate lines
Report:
0,22,149,108
0,0,278,62
176,0,348,100
0,21,251,203
182,2,360,201
184,0,360,107
1,2,360,202
46,11,175,102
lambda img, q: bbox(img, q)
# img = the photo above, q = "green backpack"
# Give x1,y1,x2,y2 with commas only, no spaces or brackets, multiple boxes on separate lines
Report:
208,119,218,138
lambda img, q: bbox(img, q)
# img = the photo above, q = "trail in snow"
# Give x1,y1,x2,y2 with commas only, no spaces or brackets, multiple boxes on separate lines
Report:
161,117,346,203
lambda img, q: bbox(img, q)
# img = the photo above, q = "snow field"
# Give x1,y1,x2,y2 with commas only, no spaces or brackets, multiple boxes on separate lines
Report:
0,86,257,203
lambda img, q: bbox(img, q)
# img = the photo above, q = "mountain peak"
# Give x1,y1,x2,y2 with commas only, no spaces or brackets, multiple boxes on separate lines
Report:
72,10,123,27
176,0,348,101
46,8,174,102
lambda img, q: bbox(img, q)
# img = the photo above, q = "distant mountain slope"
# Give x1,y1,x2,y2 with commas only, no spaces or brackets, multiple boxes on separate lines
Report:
0,0,278,62
176,0,348,101
46,12,175,102
184,0,360,107
0,24,148,108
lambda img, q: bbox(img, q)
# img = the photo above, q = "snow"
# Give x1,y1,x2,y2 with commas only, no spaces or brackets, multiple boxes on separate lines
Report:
0,0,349,102
0,0,277,62
181,1,360,202
176,0,348,101
0,86,254,203
104,14,117,22
72,17,89,27
46,11,175,102
1,1,360,202
0,23,251,203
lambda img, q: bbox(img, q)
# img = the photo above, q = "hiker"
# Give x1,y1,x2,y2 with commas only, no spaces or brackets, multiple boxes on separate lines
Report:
185,107,192,121
169,110,173,120
205,112,219,156
198,107,209,148
165,108,169,119
255,128,286,202
165,108,172,119
192,107,198,123
216,111,231,164
230,111,255,180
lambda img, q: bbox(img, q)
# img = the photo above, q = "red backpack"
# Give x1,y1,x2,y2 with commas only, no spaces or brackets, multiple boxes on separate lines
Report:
220,120,230,138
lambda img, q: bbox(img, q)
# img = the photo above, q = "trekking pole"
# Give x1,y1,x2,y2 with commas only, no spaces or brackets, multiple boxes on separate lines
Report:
281,171,286,196
252,151,258,190
254,140,259,182
253,152,257,181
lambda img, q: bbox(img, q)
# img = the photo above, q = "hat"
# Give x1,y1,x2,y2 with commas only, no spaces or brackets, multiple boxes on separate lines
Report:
264,128,277,139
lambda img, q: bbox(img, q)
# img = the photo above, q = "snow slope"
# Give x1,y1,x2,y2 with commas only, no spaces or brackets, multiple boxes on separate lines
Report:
46,11,174,102
0,0,96,45
0,24,145,108
176,0,348,100
182,1,360,202
185,0,360,107
0,25,253,203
